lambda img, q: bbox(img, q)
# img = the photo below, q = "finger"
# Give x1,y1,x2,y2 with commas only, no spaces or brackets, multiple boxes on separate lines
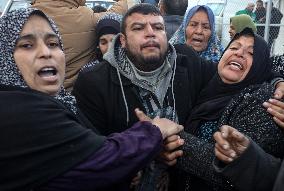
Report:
214,147,233,163
215,143,236,159
163,159,177,166
135,108,152,122
213,132,230,150
160,150,183,162
269,99,284,108
274,83,284,99
164,135,180,144
219,125,233,138
167,124,184,137
266,107,284,122
273,116,284,129
164,138,184,151
231,130,249,145
264,99,284,113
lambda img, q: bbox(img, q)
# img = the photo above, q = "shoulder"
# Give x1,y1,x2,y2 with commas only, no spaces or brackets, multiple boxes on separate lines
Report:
77,61,111,82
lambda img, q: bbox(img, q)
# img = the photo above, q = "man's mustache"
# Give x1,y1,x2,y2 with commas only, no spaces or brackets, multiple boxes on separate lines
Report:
141,41,160,49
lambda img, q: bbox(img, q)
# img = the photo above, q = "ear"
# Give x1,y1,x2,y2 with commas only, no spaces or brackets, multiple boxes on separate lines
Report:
159,2,165,15
120,33,126,48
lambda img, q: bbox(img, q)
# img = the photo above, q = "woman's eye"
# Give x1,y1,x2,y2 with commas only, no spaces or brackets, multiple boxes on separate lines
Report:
229,47,238,50
203,25,210,30
48,42,59,48
19,43,33,49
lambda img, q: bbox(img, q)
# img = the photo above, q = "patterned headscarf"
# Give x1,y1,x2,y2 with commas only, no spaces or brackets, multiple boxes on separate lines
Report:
230,14,257,34
170,5,223,63
0,8,77,113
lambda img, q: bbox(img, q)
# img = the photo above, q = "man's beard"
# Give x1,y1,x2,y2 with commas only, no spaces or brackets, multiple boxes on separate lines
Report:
125,44,168,72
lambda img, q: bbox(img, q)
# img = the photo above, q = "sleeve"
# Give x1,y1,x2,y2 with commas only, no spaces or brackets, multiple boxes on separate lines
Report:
176,131,233,189
73,68,108,134
213,140,282,191
41,121,163,190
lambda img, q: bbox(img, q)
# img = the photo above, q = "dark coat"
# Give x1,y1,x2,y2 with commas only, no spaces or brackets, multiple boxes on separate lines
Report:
73,44,216,135
164,15,183,40
214,139,283,191
0,85,105,191
212,83,284,191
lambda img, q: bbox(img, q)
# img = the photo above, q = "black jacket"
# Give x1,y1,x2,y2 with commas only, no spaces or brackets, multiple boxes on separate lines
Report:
0,85,104,191
164,15,183,40
73,44,216,135
214,140,283,191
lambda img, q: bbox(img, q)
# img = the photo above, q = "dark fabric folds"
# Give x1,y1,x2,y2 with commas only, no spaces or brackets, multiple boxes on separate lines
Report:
0,85,105,191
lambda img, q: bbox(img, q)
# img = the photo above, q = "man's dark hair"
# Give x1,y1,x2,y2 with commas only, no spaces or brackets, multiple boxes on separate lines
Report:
163,0,188,16
121,3,162,35
92,5,107,13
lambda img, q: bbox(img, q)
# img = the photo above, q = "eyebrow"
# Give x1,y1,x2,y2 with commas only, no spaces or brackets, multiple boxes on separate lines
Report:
130,21,164,27
189,21,210,25
231,41,254,49
17,33,59,42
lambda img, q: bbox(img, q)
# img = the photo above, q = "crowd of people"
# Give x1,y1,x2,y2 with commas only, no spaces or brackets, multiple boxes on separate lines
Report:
0,0,284,191
237,0,283,51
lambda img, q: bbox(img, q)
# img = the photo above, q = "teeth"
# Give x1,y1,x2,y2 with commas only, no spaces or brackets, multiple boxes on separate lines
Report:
230,62,243,70
41,67,54,72
38,67,57,76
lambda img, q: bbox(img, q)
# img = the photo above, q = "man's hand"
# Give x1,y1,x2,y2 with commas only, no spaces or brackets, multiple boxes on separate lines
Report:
159,135,184,166
135,108,184,139
213,125,250,164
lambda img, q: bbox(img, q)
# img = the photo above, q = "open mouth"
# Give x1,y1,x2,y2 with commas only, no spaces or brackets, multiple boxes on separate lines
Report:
229,61,243,70
38,67,58,77
192,38,203,44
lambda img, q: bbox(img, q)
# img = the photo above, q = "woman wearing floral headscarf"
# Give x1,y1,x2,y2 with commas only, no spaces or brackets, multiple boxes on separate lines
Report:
0,8,183,191
170,5,223,63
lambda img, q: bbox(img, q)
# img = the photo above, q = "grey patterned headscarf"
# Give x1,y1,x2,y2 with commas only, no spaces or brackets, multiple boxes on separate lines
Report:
0,8,77,113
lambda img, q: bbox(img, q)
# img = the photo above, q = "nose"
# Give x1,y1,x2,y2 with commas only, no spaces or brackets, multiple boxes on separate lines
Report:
235,48,245,58
195,24,203,34
37,41,51,59
145,24,155,38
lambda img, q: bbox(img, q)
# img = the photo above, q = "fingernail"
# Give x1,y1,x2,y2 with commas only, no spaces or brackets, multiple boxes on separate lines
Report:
179,139,185,145
227,157,233,162
230,152,236,158
263,102,269,107
223,144,229,150
269,99,275,103
267,108,272,112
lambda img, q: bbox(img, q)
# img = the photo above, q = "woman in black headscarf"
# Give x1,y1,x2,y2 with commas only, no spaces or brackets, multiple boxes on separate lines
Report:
167,28,284,191
0,8,183,191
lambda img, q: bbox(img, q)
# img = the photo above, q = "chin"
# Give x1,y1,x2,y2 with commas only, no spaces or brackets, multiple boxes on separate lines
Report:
43,86,61,96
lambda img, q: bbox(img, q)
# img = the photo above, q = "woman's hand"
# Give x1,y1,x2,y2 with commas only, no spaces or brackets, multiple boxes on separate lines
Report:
262,82,284,128
158,135,184,166
213,125,250,163
135,108,184,139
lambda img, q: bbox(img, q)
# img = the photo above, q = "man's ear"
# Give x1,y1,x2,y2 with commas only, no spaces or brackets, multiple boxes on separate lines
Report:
120,33,126,48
